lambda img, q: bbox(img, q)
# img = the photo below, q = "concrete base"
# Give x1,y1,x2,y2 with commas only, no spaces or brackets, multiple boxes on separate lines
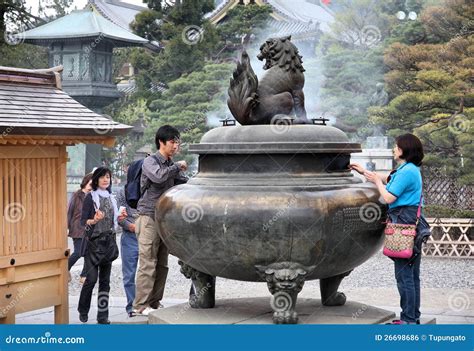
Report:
149,297,396,325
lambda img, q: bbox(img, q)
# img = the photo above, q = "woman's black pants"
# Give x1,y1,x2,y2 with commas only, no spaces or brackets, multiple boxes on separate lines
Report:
78,254,112,322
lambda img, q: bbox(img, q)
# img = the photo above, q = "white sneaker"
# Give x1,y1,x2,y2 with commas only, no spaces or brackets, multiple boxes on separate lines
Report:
134,306,156,316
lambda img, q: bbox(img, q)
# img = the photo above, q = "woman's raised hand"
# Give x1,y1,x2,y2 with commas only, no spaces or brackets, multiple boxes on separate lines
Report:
349,163,365,175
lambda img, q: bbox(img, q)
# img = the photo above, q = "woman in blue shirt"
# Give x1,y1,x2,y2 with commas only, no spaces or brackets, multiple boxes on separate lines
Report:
350,133,430,325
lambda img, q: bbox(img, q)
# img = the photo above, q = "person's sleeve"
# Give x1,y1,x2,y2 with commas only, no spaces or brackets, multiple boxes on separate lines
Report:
385,170,411,197
67,193,76,230
80,194,94,226
174,170,189,185
142,156,180,185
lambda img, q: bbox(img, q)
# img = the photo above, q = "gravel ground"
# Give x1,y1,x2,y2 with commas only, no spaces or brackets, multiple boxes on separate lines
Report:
68,234,474,299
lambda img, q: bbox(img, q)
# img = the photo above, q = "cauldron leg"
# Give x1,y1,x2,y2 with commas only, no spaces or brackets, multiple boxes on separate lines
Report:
320,270,352,306
256,262,316,324
178,260,215,308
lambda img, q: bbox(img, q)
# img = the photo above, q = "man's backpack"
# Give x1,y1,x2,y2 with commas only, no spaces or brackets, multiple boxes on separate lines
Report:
125,155,158,209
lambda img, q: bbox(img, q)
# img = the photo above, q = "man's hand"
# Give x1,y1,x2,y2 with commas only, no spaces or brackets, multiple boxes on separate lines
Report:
128,223,136,233
175,160,188,171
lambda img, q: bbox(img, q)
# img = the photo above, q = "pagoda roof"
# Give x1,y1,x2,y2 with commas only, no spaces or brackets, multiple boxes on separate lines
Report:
21,8,148,47
88,0,146,30
0,66,131,147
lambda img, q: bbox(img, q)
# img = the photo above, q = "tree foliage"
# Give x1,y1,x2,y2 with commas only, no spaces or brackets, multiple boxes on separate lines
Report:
217,3,272,45
369,0,473,182
130,0,219,85
145,63,233,166
0,0,49,67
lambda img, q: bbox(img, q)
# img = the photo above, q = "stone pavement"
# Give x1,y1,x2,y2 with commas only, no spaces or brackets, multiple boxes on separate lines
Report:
13,238,472,324
15,290,473,324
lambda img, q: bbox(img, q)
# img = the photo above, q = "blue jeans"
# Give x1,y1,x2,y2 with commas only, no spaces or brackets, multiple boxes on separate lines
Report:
121,231,139,313
388,206,430,324
68,238,86,277
394,253,421,323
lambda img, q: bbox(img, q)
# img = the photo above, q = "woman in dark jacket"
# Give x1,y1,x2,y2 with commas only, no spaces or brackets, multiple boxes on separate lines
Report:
350,133,431,325
67,173,93,283
78,167,126,324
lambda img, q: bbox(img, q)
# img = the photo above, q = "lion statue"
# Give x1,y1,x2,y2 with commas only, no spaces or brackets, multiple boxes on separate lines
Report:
227,36,308,125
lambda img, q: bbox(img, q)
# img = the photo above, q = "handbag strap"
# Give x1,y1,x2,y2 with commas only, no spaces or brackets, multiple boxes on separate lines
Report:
416,193,423,225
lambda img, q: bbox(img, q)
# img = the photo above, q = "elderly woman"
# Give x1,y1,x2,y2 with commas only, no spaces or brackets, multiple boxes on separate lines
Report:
350,133,430,325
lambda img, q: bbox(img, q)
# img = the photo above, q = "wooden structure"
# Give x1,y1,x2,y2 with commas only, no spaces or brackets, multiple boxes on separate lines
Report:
0,66,131,324
424,218,473,258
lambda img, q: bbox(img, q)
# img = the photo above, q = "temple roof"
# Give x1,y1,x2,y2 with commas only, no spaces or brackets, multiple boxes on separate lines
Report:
21,8,148,47
267,0,334,32
207,0,334,34
88,0,146,30
0,66,131,146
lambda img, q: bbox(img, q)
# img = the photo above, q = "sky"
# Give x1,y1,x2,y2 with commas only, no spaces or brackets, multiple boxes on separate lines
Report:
25,0,145,16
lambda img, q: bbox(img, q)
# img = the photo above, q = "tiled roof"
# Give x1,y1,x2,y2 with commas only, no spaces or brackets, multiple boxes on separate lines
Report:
0,66,131,139
268,19,321,40
267,0,334,32
88,0,146,30
21,8,148,47
207,0,333,34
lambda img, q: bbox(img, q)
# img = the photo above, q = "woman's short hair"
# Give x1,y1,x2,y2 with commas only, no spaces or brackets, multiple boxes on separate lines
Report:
91,167,113,192
80,173,93,190
396,133,424,166
155,125,180,149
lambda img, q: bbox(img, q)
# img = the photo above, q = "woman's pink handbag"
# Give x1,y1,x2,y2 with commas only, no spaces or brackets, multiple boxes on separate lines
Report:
383,196,422,259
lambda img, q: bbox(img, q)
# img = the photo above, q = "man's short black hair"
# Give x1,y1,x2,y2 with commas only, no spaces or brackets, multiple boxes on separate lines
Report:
155,125,180,149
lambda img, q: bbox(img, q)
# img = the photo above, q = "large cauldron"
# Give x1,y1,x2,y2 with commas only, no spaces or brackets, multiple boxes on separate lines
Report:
156,124,386,324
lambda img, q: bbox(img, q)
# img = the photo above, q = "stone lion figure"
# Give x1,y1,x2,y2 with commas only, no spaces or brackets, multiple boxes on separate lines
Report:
227,36,308,125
